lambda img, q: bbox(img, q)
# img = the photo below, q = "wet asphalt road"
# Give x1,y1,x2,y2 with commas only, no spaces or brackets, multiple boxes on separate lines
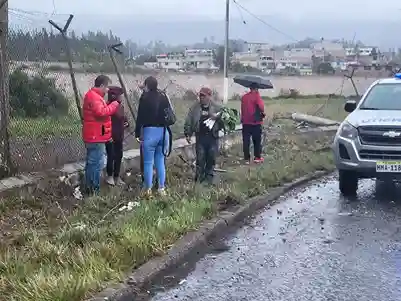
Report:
149,176,401,301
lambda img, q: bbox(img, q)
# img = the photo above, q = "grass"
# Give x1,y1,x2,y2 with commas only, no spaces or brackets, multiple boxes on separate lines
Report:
8,94,345,139
9,116,82,139
0,131,335,301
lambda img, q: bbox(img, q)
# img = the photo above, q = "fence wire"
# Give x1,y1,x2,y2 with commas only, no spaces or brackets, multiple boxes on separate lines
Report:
5,8,391,175
7,12,85,172
6,10,199,173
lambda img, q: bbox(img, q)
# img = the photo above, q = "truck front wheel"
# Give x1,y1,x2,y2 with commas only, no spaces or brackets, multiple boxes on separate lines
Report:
338,170,358,196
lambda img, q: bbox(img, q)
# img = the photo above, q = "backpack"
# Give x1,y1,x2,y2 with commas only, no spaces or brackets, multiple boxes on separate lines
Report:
158,89,176,126
155,89,175,157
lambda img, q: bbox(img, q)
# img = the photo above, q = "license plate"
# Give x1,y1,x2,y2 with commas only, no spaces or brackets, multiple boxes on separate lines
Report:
376,161,401,172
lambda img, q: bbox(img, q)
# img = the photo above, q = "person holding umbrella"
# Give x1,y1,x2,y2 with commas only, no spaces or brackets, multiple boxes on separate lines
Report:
240,82,265,164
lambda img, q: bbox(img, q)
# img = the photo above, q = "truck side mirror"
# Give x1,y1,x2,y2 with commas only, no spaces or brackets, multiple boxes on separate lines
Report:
344,100,357,113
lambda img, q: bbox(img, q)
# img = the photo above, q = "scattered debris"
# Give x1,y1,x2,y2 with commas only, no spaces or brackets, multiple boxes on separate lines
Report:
73,186,83,200
118,201,140,212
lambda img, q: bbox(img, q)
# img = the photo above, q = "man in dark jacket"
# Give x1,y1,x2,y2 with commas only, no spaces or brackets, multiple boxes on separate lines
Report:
184,87,223,184
105,86,129,186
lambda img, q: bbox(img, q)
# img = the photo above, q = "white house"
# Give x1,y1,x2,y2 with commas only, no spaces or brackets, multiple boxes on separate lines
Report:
184,49,216,70
156,53,185,70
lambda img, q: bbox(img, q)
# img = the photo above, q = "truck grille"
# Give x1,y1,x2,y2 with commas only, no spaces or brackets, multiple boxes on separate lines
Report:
359,149,401,160
358,126,401,146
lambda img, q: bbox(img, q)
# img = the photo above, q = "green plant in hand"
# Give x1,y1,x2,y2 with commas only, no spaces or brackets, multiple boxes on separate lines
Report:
220,107,239,132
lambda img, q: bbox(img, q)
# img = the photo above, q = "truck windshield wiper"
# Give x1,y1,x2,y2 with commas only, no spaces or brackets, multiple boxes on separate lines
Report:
360,107,379,110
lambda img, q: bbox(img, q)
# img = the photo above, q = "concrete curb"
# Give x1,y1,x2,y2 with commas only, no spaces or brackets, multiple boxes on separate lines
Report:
88,169,334,301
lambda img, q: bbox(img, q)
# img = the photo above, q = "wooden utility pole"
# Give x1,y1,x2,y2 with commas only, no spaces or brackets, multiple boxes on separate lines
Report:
0,0,12,177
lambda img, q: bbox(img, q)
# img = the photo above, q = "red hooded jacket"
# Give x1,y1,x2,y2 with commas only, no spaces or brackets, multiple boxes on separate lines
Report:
240,90,265,125
82,87,120,143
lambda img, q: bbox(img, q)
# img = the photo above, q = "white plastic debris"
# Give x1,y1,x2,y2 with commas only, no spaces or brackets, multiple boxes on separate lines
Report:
73,186,83,200
73,222,87,230
118,201,140,212
203,118,216,130
59,176,66,182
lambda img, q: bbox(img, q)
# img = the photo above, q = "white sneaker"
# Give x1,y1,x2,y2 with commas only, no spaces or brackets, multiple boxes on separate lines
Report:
114,177,125,186
105,176,115,186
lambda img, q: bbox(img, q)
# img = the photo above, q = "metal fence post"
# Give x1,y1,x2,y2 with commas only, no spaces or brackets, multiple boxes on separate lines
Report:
108,43,137,122
0,0,13,177
49,15,83,122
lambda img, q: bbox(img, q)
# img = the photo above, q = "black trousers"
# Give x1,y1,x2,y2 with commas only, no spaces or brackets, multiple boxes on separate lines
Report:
195,135,218,184
242,124,262,160
105,140,123,177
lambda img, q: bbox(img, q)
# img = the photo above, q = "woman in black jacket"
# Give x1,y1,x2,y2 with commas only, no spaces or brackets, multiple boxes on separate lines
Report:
135,76,170,197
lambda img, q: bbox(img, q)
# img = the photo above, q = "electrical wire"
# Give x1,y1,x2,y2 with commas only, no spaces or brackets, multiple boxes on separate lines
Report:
232,0,298,43
232,0,358,117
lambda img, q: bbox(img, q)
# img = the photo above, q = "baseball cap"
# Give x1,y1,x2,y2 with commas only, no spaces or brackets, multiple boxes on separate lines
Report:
199,87,212,96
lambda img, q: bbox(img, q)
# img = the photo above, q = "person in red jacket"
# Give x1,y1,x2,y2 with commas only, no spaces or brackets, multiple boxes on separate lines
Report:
240,83,265,164
82,75,121,195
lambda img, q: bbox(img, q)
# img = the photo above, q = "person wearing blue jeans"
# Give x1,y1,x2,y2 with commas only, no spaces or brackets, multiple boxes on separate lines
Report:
142,127,169,193
85,143,105,193
82,75,120,195
135,76,171,197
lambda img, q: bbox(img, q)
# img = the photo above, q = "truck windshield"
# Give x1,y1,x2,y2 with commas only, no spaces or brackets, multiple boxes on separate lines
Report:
360,83,401,110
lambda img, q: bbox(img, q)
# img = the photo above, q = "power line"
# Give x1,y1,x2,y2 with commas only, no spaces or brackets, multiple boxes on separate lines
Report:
232,0,299,43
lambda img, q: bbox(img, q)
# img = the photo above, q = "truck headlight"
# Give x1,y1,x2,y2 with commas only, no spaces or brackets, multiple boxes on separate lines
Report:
338,122,358,139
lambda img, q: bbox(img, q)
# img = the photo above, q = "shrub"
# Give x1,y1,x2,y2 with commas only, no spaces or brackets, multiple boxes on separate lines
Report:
211,89,221,102
231,92,241,101
182,89,198,101
278,88,300,99
9,68,70,118
46,65,66,72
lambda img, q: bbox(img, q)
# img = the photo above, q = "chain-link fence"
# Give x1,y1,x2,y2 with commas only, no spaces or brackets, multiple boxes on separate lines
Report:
4,8,388,175
6,9,197,174
7,11,84,172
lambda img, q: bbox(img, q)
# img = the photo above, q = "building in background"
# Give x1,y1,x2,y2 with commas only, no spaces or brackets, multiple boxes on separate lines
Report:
184,49,217,71
231,40,389,74
245,42,271,53
148,41,388,74
155,53,185,71
151,49,217,71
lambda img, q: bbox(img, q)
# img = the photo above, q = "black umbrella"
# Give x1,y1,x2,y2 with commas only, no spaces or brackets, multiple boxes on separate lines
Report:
233,75,273,89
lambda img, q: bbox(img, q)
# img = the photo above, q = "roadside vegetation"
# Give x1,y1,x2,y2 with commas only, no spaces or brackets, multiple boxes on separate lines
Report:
0,132,334,301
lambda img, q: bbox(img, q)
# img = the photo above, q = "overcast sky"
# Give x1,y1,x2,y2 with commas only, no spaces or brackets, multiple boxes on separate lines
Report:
10,0,401,19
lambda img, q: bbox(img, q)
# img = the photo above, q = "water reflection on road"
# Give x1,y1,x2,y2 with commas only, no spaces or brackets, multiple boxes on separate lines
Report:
150,177,401,301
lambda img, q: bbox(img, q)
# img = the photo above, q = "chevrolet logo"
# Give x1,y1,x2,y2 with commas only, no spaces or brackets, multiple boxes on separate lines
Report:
383,131,401,138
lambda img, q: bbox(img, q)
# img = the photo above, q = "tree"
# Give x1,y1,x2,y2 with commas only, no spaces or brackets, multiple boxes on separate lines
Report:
8,28,127,63
213,45,233,71
135,54,156,65
317,62,335,74
371,47,378,60
311,55,322,73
